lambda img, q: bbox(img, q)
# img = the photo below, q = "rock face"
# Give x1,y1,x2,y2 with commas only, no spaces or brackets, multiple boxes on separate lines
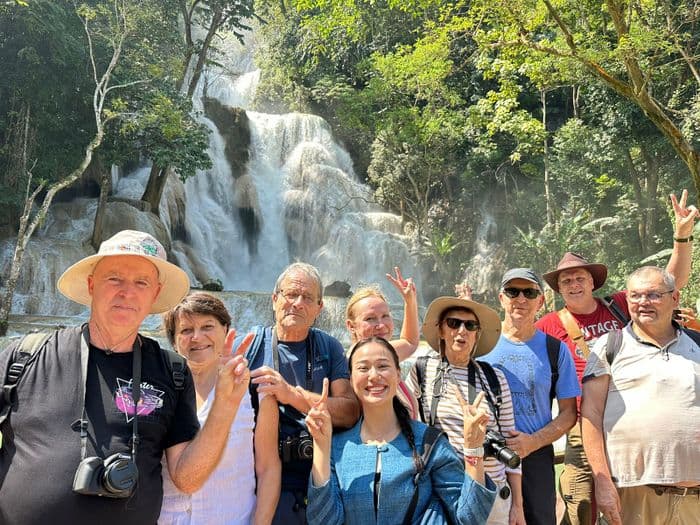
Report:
324,281,351,298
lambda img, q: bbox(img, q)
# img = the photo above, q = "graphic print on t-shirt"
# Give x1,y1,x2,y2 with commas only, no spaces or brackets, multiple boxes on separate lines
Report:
115,378,164,422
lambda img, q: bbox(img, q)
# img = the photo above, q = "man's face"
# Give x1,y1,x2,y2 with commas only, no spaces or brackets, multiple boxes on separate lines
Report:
88,255,162,330
557,268,595,306
272,270,323,336
627,272,678,329
498,278,544,325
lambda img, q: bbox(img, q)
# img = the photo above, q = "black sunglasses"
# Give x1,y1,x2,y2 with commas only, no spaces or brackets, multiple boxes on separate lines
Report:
503,287,541,300
443,318,480,331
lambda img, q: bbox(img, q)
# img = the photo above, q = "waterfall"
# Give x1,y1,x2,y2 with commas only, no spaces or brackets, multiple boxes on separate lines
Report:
460,202,505,301
2,27,421,334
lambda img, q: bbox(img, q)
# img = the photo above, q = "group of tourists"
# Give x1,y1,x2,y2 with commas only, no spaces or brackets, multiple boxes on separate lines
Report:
0,190,698,525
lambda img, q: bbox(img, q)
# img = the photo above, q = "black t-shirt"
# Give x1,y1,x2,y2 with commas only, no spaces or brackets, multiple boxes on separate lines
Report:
0,326,199,525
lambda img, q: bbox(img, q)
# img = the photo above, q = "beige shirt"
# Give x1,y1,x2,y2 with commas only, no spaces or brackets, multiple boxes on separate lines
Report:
583,326,700,487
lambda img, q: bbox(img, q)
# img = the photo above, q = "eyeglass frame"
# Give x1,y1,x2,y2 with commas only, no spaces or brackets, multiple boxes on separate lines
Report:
442,317,480,332
626,290,674,304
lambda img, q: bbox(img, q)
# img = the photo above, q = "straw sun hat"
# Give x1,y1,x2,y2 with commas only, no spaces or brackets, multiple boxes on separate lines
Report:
421,296,502,358
57,230,190,314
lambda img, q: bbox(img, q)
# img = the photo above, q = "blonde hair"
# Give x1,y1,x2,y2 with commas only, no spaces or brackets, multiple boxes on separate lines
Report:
345,285,388,322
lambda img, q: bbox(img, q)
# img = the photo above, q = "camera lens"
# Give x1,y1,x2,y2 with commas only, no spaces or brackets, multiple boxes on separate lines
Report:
102,454,138,495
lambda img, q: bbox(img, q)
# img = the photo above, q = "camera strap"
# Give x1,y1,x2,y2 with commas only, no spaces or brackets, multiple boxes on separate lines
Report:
271,328,313,391
77,326,142,462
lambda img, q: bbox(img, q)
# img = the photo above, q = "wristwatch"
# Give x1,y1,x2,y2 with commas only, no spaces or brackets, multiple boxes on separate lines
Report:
463,445,484,457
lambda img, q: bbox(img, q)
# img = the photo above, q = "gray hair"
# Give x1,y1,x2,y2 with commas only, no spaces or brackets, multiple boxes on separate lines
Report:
274,262,324,302
626,266,676,290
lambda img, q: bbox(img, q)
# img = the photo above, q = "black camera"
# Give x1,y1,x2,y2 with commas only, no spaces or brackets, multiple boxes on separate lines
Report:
484,430,520,469
72,452,139,498
279,430,314,463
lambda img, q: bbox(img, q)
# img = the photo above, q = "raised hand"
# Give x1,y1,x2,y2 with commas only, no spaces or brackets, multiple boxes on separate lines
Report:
670,189,699,237
305,378,332,448
215,331,254,404
386,266,416,304
455,389,489,448
454,280,473,300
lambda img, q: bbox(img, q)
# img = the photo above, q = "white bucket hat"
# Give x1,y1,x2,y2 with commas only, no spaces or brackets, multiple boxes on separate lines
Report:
422,296,502,358
57,230,190,314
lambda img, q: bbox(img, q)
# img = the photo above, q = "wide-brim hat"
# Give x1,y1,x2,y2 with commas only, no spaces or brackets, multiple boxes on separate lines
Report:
422,297,501,358
57,230,190,314
542,252,607,293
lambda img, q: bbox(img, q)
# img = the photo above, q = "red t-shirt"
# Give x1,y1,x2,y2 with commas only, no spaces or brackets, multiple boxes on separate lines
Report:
535,291,629,384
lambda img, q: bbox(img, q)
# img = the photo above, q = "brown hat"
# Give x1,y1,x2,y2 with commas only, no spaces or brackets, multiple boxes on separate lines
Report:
57,230,190,314
422,297,501,358
542,252,607,293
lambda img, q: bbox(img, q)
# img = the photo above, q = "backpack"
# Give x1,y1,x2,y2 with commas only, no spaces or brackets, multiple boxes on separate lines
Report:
0,330,187,428
414,334,561,428
605,327,700,366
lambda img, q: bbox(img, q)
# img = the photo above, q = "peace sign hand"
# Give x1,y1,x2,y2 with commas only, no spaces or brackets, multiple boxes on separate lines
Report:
454,390,489,449
305,378,332,450
215,331,254,405
670,189,699,237
386,267,417,304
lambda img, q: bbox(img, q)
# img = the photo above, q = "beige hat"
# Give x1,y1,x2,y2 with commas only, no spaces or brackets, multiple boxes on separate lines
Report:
57,230,190,314
422,296,502,358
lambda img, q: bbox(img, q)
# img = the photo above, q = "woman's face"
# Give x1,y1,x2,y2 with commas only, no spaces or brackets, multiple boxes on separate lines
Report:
439,308,480,366
174,313,227,372
347,296,394,342
350,341,400,408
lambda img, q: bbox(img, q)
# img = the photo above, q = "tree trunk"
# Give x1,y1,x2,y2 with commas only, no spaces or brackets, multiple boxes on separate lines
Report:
141,164,169,215
92,163,113,250
541,89,554,229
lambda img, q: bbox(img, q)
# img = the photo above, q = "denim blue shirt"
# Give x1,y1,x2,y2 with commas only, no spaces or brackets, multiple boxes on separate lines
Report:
307,420,495,525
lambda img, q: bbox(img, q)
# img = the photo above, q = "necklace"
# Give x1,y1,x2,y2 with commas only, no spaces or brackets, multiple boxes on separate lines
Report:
91,321,138,354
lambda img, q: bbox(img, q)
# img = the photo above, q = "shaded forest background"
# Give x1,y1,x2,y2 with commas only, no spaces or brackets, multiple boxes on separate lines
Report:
1,0,699,313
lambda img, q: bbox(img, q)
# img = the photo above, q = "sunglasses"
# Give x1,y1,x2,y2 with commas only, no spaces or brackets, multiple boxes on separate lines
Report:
443,318,480,331
502,287,541,300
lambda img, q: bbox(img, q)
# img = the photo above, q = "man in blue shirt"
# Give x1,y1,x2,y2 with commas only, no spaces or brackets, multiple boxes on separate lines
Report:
481,268,580,525
237,262,360,524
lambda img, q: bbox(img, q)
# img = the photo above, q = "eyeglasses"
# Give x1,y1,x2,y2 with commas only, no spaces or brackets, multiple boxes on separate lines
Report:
502,287,541,300
443,318,480,331
627,290,673,303
279,289,318,305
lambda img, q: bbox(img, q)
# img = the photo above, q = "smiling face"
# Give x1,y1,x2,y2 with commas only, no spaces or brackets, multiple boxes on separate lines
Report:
173,313,227,374
272,270,323,341
88,255,162,333
439,308,479,366
557,268,596,311
350,339,401,409
347,295,394,343
498,278,544,325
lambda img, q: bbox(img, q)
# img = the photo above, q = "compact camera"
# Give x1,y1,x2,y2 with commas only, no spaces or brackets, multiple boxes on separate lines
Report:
484,430,521,469
279,430,314,463
72,452,139,498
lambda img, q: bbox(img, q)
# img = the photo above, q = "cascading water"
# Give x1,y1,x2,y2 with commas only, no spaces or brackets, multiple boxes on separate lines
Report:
1,27,421,340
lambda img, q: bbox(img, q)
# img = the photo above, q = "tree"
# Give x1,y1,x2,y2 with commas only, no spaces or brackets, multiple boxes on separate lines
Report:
467,0,700,202
0,0,138,335
140,0,255,212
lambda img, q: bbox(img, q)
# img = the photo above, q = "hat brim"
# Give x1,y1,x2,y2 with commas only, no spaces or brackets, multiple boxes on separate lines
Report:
421,297,501,358
57,253,190,314
542,263,607,293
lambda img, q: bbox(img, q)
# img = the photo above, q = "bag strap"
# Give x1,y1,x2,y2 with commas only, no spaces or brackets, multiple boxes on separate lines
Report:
164,349,186,390
474,360,501,416
605,329,623,366
402,426,444,525
557,308,590,359
414,355,429,423
545,335,560,403
602,296,629,326
0,332,52,427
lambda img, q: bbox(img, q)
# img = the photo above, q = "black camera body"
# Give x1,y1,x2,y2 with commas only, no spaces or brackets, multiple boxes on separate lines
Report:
279,430,314,463
72,452,139,498
484,430,520,469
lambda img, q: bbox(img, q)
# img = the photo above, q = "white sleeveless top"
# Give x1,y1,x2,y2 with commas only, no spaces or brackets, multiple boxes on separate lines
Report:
158,388,257,524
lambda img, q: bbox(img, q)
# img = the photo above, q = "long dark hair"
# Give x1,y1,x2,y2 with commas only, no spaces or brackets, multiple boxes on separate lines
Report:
349,337,422,473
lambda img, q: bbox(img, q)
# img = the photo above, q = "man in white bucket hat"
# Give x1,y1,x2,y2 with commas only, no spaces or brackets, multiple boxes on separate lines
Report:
0,230,254,525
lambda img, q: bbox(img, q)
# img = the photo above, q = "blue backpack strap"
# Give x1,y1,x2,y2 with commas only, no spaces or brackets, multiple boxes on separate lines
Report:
0,332,53,427
545,335,560,402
